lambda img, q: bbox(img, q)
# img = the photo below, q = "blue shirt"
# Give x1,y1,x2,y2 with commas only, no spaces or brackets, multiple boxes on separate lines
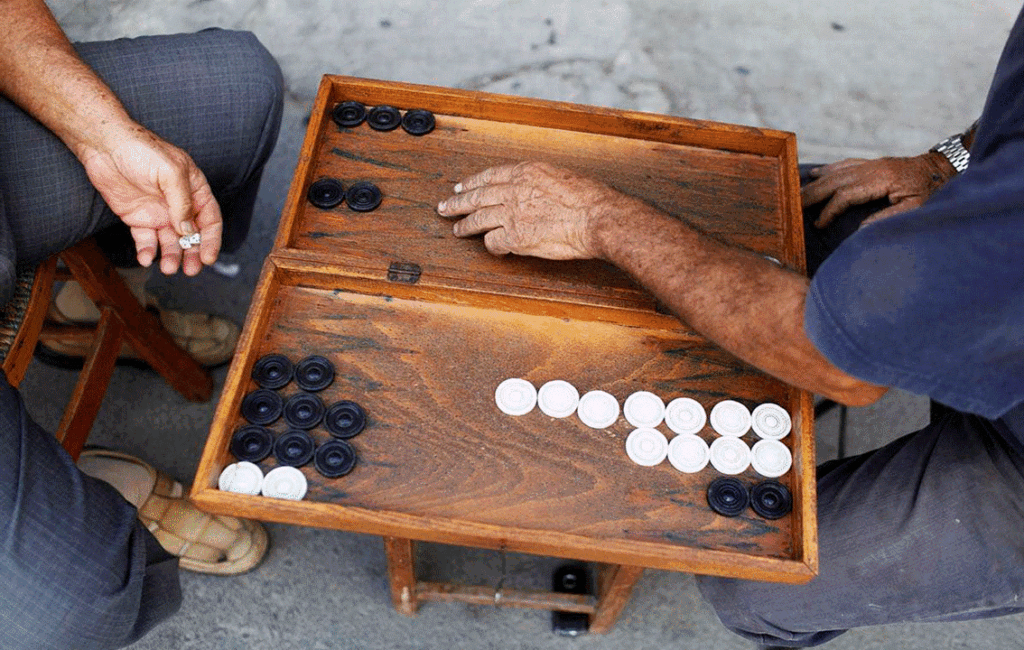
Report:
804,8,1024,427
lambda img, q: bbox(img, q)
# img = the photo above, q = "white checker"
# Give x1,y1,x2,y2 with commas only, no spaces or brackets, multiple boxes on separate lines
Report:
217,462,264,495
537,380,580,418
667,434,710,473
751,403,792,440
625,427,669,467
710,400,752,437
709,436,751,475
577,390,620,429
750,439,793,478
261,466,308,500
623,391,666,428
664,397,707,435
495,378,537,416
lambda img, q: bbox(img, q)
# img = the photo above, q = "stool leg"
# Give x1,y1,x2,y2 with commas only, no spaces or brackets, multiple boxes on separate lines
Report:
384,537,420,616
588,563,643,633
55,308,123,460
59,238,213,402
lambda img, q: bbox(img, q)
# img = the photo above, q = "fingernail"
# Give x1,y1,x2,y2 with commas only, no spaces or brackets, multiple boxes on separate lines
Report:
437,200,447,212
454,183,463,193
181,221,196,236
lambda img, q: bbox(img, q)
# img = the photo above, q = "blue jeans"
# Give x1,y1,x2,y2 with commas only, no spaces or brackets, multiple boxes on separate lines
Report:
0,30,282,649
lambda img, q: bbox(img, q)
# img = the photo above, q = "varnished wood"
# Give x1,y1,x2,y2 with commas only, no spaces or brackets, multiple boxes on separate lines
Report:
195,265,813,581
589,564,645,633
384,537,419,616
59,238,213,402
193,77,818,630
417,582,597,613
3,236,219,461
55,308,123,461
2,257,56,387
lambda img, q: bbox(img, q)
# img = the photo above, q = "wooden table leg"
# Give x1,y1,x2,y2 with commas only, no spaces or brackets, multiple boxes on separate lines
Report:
589,563,644,633
384,537,419,617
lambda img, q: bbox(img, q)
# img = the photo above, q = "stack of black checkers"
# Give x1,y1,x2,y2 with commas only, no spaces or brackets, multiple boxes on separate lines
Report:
230,353,369,479
706,477,792,520
331,100,436,136
307,101,437,213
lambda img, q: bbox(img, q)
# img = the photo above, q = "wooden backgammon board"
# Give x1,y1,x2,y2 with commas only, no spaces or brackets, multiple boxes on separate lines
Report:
191,75,815,632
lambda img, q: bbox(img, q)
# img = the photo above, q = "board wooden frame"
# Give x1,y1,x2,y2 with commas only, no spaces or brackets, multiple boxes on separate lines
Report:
192,75,816,586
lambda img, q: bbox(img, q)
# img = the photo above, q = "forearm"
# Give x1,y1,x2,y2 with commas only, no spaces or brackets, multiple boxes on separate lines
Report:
591,200,888,405
0,0,135,157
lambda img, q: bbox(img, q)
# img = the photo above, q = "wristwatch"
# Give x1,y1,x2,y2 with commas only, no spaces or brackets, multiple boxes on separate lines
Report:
931,134,971,173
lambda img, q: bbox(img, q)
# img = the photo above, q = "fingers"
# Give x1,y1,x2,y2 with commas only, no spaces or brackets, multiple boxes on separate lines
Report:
860,197,925,228
802,159,893,227
483,228,512,256
815,181,883,228
156,228,183,275
158,158,196,238
812,158,867,175
131,227,158,268
451,205,506,238
452,164,519,194
438,185,510,217
190,178,223,266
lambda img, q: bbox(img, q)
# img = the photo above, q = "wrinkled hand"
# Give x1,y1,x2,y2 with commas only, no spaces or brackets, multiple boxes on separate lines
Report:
801,153,955,228
436,162,631,260
77,126,222,275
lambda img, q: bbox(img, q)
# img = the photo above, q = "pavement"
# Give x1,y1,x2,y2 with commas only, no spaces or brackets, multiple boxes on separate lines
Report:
18,0,1024,648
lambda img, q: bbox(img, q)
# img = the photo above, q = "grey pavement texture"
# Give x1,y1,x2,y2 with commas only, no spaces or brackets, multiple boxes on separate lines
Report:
17,0,1024,648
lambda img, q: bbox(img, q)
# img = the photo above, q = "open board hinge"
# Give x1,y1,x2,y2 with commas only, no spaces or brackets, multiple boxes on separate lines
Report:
387,262,422,284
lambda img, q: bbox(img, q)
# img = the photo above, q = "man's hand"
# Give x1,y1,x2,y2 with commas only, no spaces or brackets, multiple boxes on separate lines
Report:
436,161,636,260
801,152,956,228
0,0,222,276
77,125,222,276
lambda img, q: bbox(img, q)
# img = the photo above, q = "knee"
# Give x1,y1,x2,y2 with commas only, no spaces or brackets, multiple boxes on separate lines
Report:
203,29,284,121
696,575,846,647
0,548,159,649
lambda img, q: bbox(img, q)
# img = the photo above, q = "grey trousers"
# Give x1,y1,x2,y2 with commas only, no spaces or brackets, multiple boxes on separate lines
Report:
0,30,282,649
697,169,1024,647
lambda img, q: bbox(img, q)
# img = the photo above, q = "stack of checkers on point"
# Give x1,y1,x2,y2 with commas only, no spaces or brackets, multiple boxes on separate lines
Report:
495,378,794,519
306,101,436,213
219,353,369,501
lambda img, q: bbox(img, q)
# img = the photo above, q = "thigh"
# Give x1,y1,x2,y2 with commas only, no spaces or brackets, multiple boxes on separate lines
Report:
698,411,1024,647
0,372,180,649
0,29,282,265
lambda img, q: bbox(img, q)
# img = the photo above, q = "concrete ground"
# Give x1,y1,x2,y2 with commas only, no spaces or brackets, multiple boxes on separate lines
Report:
19,0,1024,648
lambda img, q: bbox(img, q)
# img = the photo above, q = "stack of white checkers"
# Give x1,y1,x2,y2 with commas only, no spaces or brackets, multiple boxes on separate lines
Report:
218,461,308,500
495,379,793,478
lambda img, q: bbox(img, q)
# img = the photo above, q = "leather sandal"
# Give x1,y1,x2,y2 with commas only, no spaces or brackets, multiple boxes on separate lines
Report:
37,280,240,369
78,449,269,576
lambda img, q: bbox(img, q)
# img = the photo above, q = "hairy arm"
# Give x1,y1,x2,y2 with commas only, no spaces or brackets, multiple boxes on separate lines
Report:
438,162,888,406
0,0,221,274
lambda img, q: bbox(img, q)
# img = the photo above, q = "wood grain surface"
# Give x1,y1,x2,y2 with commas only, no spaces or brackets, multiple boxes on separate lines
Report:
192,76,816,583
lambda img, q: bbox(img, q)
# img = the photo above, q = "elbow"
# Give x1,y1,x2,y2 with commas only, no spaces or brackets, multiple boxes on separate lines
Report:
825,380,889,407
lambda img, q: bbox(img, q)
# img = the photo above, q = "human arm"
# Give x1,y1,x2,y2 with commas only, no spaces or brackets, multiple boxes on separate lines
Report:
437,162,888,406
0,0,221,275
802,122,978,228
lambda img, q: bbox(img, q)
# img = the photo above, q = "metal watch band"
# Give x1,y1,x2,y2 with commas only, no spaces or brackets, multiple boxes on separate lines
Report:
931,135,971,173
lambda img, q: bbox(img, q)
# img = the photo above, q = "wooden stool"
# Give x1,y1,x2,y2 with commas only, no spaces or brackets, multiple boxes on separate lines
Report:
0,236,214,459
